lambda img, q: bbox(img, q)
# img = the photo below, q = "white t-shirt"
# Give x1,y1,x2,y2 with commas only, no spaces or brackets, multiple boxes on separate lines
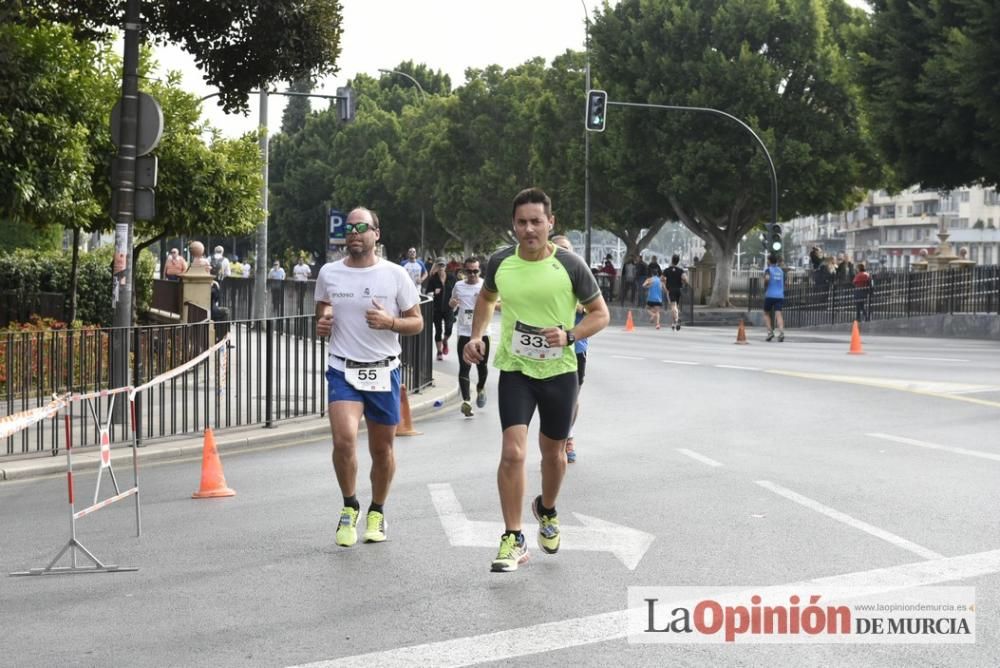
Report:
401,259,426,287
451,279,491,337
314,259,420,371
293,263,311,281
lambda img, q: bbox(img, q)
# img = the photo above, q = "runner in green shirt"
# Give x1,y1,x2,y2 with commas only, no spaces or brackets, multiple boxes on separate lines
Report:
463,187,610,572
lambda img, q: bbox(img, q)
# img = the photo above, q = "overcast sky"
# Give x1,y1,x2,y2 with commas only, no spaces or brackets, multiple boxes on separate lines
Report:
153,1,598,138
152,0,868,138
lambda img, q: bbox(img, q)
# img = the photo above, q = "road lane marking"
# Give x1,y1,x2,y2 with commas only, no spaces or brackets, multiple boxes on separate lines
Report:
661,360,699,366
428,483,654,570
676,449,723,467
286,547,1000,667
868,432,1000,463
755,480,943,560
766,370,1000,409
884,355,969,363
714,364,760,371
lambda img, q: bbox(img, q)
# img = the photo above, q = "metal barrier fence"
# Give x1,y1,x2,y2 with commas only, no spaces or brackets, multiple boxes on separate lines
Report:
2,298,435,459
747,266,1000,327
214,278,316,321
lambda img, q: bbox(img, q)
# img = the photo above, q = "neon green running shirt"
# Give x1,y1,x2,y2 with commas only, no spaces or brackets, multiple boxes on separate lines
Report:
483,243,601,379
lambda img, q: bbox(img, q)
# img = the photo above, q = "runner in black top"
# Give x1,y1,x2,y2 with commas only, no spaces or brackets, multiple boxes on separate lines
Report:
662,254,687,331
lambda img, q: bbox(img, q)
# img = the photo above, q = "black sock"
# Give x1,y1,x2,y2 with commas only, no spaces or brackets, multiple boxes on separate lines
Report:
539,501,557,517
504,530,523,542
369,502,384,515
343,495,360,511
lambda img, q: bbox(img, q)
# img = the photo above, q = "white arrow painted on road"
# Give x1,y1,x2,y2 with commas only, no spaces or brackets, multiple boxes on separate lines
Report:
428,482,655,570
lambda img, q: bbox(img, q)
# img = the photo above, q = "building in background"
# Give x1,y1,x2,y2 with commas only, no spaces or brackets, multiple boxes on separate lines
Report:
784,186,1000,270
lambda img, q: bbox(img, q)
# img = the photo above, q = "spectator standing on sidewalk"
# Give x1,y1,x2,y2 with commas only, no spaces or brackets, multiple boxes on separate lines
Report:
164,248,187,280
620,256,637,305
852,262,873,322
314,207,423,548
293,257,312,281
450,256,491,417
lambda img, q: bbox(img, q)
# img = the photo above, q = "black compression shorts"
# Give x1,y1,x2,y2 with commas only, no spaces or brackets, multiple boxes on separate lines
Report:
497,370,578,440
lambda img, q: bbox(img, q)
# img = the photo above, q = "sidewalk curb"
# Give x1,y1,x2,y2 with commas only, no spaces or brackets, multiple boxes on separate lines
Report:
0,383,460,483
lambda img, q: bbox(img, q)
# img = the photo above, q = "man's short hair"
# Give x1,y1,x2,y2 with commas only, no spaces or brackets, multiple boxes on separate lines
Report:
463,257,479,265
671,254,680,265
511,187,552,218
349,206,380,229
767,254,778,264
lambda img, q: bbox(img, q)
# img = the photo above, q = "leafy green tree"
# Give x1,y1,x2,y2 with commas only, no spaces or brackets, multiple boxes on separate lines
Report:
0,20,113,226
19,0,345,113
589,0,879,305
281,76,316,135
860,0,999,188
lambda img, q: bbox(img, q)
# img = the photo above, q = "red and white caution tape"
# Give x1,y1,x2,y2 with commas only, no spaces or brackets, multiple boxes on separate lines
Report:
0,394,69,439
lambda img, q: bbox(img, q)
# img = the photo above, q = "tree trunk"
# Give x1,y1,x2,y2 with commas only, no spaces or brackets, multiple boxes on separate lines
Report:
131,233,165,323
708,238,735,307
67,227,80,328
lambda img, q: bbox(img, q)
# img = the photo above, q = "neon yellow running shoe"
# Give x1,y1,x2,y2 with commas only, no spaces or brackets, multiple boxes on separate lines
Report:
335,506,359,547
490,533,529,572
363,510,388,543
532,495,560,554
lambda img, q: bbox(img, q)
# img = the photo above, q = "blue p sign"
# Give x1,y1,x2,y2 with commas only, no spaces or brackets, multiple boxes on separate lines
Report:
329,209,346,244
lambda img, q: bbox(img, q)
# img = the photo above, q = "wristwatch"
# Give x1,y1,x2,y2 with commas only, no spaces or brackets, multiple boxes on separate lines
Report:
565,330,576,345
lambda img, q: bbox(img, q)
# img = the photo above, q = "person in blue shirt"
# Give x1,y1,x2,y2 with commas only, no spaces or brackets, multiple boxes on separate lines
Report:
552,236,589,463
763,253,785,342
642,273,665,329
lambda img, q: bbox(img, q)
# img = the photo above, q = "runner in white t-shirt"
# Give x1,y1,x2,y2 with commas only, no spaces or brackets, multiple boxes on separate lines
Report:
400,247,427,290
449,257,493,417
314,207,422,549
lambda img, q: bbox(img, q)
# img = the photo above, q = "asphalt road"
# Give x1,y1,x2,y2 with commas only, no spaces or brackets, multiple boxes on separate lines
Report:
2,323,998,667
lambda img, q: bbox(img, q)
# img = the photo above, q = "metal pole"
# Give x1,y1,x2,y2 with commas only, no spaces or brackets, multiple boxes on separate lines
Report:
254,89,269,319
582,2,593,267
111,0,141,406
378,69,427,98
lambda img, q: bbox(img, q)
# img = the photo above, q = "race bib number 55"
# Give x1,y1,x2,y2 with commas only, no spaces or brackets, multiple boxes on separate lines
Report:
512,321,563,360
345,359,392,392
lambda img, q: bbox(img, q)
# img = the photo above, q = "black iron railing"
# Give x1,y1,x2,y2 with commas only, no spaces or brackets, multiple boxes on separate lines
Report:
2,298,435,458
748,266,1000,327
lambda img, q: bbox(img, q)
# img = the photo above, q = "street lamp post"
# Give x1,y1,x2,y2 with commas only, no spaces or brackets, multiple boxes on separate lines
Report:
199,89,345,319
607,99,779,234
379,69,429,256
581,2,593,267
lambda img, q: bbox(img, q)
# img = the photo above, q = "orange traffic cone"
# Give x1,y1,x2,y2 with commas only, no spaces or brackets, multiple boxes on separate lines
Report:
848,320,864,355
624,311,635,332
735,319,749,345
192,428,235,498
395,385,422,437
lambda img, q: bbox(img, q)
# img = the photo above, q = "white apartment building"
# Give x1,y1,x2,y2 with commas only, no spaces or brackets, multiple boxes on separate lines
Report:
785,186,1000,269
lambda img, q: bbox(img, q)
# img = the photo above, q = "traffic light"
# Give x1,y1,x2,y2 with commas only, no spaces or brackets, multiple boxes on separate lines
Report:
586,89,608,132
767,223,783,254
337,86,356,122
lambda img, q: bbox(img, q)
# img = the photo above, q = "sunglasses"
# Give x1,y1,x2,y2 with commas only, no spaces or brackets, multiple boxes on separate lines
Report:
344,222,375,234
465,269,480,274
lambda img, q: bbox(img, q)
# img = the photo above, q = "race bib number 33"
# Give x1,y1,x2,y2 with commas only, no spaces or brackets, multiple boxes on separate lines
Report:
345,359,392,392
512,321,563,360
